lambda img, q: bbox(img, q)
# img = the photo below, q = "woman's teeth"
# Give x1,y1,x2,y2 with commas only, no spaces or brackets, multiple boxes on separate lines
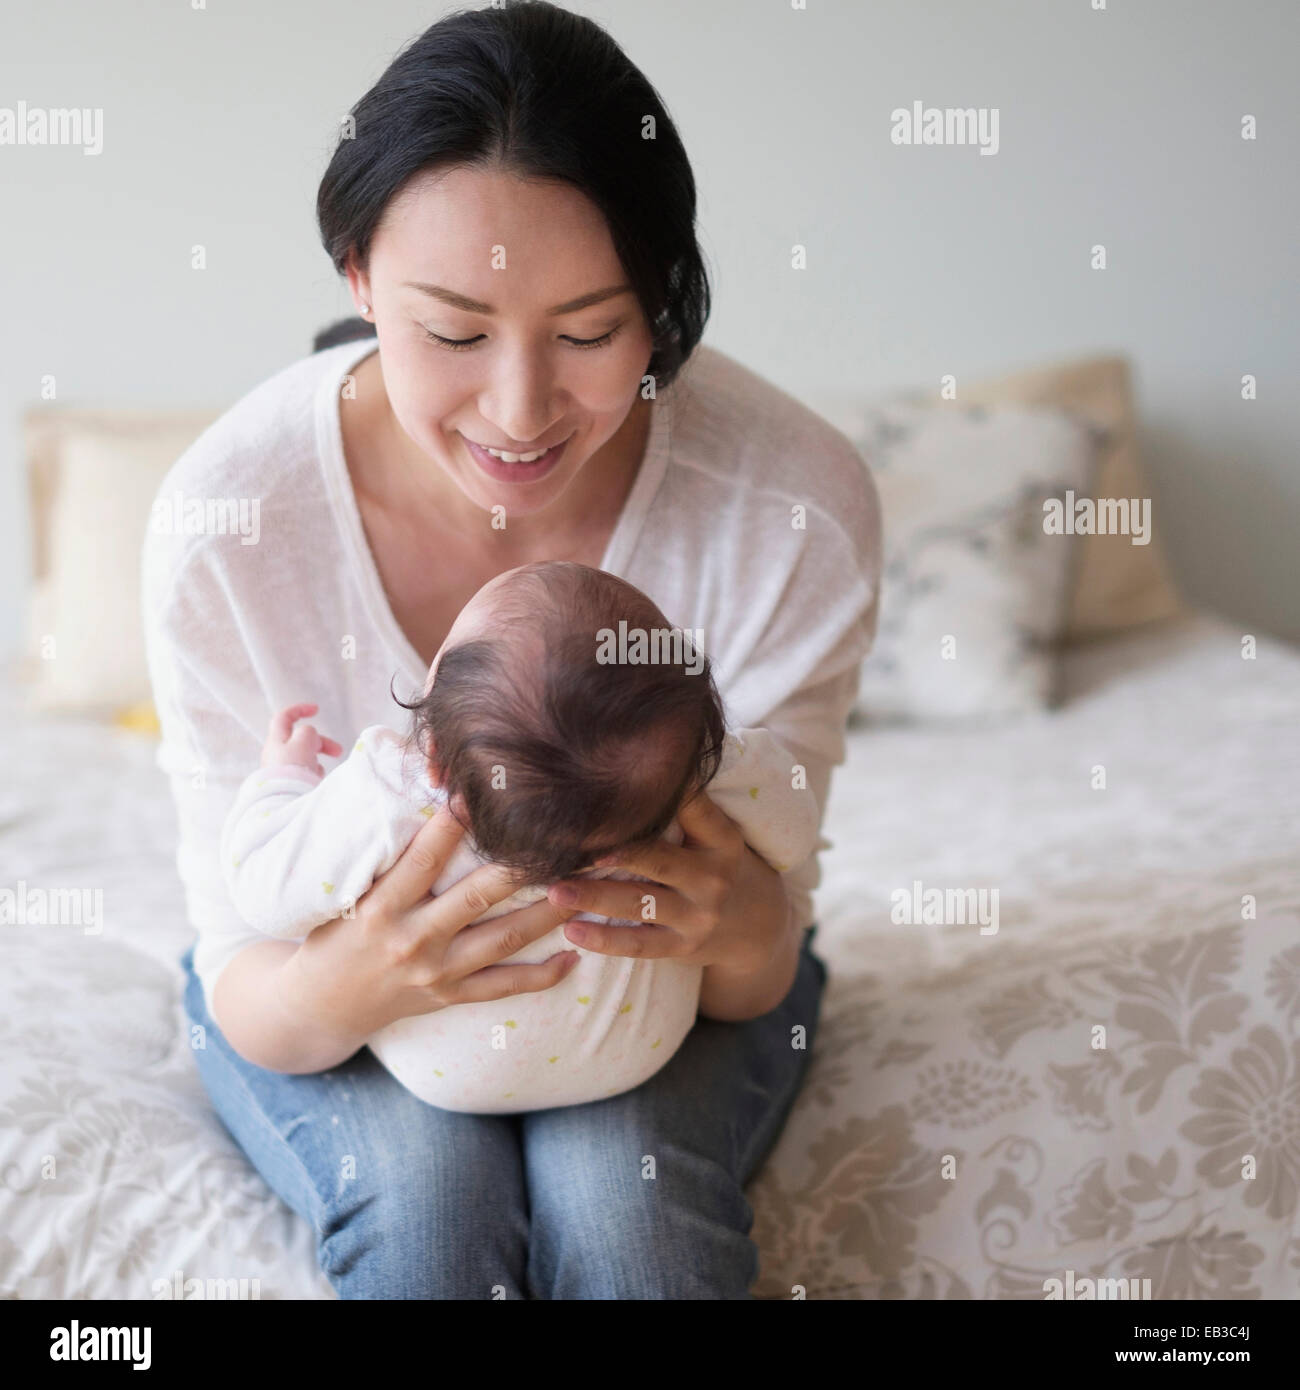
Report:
481,444,550,463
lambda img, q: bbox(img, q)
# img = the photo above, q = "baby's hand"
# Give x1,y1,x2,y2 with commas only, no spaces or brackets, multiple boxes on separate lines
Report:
261,702,344,777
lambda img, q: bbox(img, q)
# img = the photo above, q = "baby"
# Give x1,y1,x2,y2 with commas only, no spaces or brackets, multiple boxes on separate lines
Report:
220,561,819,1113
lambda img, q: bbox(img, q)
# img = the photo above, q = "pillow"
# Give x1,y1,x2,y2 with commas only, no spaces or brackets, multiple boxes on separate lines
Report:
800,355,1182,643
21,409,219,716
850,403,1098,723
908,356,1182,641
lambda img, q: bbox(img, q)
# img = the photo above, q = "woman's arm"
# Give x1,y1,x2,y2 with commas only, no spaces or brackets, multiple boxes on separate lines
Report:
696,849,801,1021
687,726,821,1018
211,936,358,1073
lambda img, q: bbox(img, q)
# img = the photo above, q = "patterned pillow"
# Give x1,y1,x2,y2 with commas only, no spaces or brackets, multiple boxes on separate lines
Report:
851,403,1099,723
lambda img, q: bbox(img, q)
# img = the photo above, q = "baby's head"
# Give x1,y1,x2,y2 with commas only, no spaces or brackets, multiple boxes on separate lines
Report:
395,562,728,886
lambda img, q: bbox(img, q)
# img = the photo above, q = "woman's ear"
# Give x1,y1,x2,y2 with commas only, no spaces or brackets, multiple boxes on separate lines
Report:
343,250,372,320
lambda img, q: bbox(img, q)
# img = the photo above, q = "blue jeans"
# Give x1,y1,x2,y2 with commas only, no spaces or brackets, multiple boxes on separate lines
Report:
179,927,827,1299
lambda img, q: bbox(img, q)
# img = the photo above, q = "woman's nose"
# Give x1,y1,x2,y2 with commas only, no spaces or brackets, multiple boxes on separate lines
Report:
478,352,559,444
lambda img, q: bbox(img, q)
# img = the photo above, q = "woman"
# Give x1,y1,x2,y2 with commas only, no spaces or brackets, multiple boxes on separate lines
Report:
143,1,879,1299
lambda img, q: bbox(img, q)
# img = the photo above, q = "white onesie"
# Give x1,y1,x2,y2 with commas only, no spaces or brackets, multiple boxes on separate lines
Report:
219,724,819,1113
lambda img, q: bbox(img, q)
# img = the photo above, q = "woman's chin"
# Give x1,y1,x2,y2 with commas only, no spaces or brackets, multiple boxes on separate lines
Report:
464,466,575,516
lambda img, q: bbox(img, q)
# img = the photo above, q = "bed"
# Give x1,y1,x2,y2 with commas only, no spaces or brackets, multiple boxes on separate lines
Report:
3,605,1296,1299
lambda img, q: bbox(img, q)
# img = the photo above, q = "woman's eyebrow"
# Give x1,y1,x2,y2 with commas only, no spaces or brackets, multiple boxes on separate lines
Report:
401,282,633,316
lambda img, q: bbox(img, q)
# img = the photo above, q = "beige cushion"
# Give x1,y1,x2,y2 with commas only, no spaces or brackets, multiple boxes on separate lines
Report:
21,409,219,714
851,402,1098,722
801,355,1183,643
911,356,1183,640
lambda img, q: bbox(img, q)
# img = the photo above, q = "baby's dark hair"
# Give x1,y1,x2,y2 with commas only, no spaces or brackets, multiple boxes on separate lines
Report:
392,562,728,886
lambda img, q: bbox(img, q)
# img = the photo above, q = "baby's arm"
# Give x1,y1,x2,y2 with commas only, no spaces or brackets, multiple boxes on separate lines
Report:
220,710,431,940
704,727,823,877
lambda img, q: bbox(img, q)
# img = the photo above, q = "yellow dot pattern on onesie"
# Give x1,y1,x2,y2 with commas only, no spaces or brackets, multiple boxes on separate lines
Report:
380,952,687,1106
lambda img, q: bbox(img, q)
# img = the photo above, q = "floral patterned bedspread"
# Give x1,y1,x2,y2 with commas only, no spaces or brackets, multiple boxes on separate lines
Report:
1,611,1296,1299
751,612,1300,1298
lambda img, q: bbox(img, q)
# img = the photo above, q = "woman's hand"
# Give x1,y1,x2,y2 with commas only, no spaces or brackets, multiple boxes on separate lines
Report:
223,804,582,1072
544,791,801,1021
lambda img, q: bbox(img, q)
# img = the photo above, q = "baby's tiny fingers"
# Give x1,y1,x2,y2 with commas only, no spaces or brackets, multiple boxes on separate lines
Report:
319,737,343,757
269,709,299,742
270,703,318,740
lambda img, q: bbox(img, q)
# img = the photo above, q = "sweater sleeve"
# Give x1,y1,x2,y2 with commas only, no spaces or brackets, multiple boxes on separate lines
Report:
720,439,882,933
141,533,307,1022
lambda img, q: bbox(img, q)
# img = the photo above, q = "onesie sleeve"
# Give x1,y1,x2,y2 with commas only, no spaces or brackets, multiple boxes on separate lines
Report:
218,726,431,939
704,726,822,876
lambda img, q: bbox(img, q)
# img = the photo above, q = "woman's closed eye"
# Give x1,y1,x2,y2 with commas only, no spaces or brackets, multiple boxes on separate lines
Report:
423,326,622,352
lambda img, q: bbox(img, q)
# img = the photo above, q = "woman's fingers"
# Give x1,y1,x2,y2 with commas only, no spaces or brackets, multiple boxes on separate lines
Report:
370,804,469,913
420,857,538,941
445,952,581,1006
674,787,741,850
547,875,692,930
589,838,690,892
447,893,580,977
558,919,681,958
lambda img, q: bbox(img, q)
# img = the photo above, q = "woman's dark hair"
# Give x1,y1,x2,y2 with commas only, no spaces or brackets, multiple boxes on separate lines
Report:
313,0,710,388
392,562,729,887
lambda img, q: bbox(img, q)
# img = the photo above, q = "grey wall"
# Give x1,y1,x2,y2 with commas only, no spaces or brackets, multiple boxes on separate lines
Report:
3,0,1296,655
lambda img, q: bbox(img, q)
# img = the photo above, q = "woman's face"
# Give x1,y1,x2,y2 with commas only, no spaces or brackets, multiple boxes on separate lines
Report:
348,165,656,519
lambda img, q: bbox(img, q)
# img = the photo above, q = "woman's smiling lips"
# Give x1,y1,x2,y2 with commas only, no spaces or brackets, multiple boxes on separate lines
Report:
460,432,570,483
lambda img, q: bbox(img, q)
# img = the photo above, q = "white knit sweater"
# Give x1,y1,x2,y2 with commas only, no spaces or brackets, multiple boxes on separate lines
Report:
141,337,881,1024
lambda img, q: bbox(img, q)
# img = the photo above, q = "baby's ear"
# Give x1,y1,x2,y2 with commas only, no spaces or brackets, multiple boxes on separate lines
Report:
416,730,441,776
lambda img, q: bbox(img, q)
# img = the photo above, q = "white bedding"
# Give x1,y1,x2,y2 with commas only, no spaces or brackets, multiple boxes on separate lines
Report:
1,609,1296,1299
818,610,1300,980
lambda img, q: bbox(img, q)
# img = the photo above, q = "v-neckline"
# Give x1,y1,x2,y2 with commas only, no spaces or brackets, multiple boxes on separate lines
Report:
315,337,674,691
